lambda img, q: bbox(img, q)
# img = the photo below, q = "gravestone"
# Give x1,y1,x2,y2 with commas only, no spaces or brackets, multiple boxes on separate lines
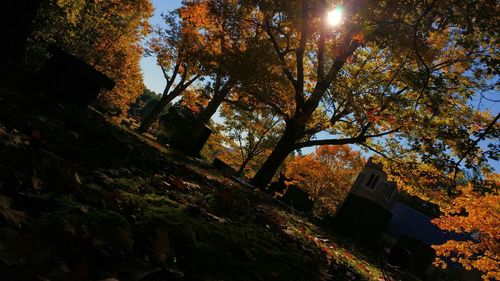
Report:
36,45,115,107
389,234,435,275
266,173,288,196
387,245,412,269
157,105,212,158
212,158,237,177
280,185,314,213
188,122,212,157
1,0,43,62
332,193,393,246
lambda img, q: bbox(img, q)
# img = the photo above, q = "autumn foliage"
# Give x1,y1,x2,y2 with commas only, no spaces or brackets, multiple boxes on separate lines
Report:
432,176,500,280
28,0,153,115
286,145,365,215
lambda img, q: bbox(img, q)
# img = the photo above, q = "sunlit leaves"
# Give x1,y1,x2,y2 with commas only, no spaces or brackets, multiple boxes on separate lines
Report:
30,0,153,114
285,145,365,215
432,178,500,280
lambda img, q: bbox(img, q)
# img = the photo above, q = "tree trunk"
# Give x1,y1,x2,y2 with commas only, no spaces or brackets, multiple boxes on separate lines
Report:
138,91,178,133
197,83,231,125
197,90,227,124
237,157,252,176
250,121,304,188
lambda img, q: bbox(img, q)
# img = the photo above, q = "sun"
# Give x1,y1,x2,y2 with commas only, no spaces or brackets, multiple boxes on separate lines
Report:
327,6,343,27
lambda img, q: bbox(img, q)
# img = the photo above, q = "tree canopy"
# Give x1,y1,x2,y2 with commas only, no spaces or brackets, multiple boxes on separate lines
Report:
171,1,499,276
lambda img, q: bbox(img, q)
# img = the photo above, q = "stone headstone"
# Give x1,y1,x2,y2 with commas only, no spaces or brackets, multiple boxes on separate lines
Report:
157,107,212,158
187,122,212,157
266,173,288,195
212,158,237,177
387,245,411,268
389,234,435,274
36,45,115,108
280,185,314,213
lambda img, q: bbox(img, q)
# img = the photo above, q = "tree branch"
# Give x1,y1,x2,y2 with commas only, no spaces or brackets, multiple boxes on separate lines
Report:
364,126,402,138
264,21,297,86
295,0,309,110
306,40,361,114
317,0,326,81
453,112,500,181
293,135,367,150
161,63,180,96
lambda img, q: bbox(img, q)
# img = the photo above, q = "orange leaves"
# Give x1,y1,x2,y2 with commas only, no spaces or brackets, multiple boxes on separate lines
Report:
432,181,500,279
179,2,210,27
352,33,365,44
285,145,365,214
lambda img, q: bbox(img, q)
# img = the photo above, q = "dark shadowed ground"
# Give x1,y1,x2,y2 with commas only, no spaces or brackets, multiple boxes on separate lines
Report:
0,67,394,281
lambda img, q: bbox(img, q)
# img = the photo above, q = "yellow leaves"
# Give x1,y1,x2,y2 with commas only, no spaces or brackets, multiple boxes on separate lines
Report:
56,0,85,24
180,88,209,113
31,0,153,115
179,3,210,26
431,180,500,279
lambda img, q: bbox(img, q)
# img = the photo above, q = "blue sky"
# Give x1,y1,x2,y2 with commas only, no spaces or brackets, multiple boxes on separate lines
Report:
140,0,183,94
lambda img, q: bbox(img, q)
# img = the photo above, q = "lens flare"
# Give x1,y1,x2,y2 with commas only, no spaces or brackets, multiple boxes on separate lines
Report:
327,6,343,26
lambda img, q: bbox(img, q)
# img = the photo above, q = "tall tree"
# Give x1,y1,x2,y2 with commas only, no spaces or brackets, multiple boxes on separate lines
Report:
177,0,275,126
138,7,204,132
232,0,500,188
29,0,153,115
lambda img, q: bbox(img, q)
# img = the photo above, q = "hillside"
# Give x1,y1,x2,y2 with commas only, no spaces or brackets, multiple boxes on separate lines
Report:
0,68,404,281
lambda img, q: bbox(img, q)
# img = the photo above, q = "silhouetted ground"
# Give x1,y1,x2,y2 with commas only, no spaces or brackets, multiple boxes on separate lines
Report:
0,67,393,281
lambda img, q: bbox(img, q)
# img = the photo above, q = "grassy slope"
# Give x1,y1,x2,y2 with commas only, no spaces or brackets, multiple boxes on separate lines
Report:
0,69,387,281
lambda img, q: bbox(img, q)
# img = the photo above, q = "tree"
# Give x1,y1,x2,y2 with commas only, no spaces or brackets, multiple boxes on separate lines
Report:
138,6,204,132
219,104,284,177
29,0,153,115
142,0,282,134
285,145,365,214
431,174,499,280
229,0,500,189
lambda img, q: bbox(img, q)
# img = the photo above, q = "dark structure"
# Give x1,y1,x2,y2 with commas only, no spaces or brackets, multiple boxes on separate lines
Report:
212,158,237,177
36,46,115,107
388,235,435,275
334,158,480,280
1,0,43,62
265,173,288,195
334,194,392,245
157,107,212,158
383,202,475,279
280,185,314,213
333,158,398,245
187,122,212,157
